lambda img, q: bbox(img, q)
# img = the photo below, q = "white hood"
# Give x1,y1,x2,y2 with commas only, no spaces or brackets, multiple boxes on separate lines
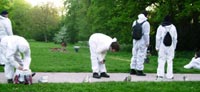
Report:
137,14,147,23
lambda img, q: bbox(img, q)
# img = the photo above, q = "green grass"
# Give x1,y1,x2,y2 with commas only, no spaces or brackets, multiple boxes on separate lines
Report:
0,41,199,73
0,82,200,92
0,41,200,92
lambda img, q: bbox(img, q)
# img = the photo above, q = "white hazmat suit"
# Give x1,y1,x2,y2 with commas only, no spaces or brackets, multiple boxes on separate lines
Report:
89,33,117,74
184,57,200,69
156,23,177,79
130,14,150,72
0,15,13,37
0,15,13,65
0,35,31,80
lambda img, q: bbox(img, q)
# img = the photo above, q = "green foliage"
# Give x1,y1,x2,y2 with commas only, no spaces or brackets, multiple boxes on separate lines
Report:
53,25,69,44
28,3,60,42
63,0,200,50
3,0,62,42
2,0,200,50
0,0,12,11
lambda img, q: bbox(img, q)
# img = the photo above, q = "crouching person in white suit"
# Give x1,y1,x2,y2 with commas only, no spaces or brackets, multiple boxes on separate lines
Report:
0,35,34,84
89,33,120,79
184,51,200,69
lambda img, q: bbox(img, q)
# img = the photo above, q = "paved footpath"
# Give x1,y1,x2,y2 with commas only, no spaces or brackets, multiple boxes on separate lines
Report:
0,72,200,83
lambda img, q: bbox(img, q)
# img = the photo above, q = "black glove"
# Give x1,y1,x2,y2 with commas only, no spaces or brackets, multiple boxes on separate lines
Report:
103,59,106,63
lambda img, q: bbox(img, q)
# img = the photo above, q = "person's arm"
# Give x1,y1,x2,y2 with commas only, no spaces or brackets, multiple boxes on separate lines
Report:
6,49,22,70
155,26,162,51
172,25,178,50
96,46,107,62
97,52,107,63
143,22,150,46
4,18,13,35
23,49,31,70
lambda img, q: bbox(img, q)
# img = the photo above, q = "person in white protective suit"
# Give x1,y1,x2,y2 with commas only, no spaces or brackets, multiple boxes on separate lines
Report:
0,10,13,66
0,35,32,83
155,15,178,80
184,50,200,69
89,33,120,79
130,11,150,76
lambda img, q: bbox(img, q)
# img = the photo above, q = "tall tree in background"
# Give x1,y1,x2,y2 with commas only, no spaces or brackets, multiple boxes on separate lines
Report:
29,2,60,42
64,0,200,50
0,0,12,11
10,0,32,37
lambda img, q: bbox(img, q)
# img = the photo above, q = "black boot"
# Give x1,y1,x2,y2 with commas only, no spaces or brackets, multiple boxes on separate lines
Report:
0,64,5,66
130,69,137,75
136,70,146,76
100,72,110,78
7,79,13,84
93,72,101,79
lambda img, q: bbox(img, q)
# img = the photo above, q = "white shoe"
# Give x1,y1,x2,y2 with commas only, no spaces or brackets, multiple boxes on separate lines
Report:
184,64,191,69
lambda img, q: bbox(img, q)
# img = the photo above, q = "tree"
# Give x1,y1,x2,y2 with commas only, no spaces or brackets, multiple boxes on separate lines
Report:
10,0,32,38
53,25,69,44
29,2,60,42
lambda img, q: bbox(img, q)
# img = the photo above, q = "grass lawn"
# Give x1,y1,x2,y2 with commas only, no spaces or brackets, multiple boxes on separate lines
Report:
25,41,200,73
0,82,200,92
0,41,200,92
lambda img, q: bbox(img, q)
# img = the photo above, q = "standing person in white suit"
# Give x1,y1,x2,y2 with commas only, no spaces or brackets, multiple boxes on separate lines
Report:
0,10,13,66
130,11,150,76
0,35,32,83
155,15,178,80
89,33,120,79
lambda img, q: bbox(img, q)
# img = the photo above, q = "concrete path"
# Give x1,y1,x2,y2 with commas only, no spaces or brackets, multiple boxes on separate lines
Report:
0,72,200,83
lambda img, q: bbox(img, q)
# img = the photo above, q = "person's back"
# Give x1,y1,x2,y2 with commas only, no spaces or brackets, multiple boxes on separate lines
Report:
89,33,114,53
155,15,177,80
130,11,150,76
0,16,7,39
0,10,13,36
1,35,30,53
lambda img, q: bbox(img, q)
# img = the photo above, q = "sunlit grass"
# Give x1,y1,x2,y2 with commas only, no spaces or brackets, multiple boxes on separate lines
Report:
0,41,199,73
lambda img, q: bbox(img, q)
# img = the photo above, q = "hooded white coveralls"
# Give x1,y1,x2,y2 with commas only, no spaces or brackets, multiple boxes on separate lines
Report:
0,15,13,65
89,33,117,73
155,24,177,79
0,15,13,36
0,35,31,79
184,57,200,69
130,14,150,71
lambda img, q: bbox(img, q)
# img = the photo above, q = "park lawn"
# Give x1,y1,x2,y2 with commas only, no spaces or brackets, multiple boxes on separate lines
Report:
0,41,200,92
0,41,199,73
0,81,200,92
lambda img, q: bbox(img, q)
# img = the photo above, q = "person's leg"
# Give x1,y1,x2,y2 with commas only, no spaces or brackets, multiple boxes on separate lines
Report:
14,53,23,66
136,45,147,76
4,62,15,83
184,58,196,69
130,42,138,74
157,49,166,78
99,63,109,78
166,48,175,79
166,59,173,79
89,42,100,78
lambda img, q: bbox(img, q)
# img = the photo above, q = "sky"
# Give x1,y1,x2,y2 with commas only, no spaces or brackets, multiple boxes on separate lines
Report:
25,0,64,8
